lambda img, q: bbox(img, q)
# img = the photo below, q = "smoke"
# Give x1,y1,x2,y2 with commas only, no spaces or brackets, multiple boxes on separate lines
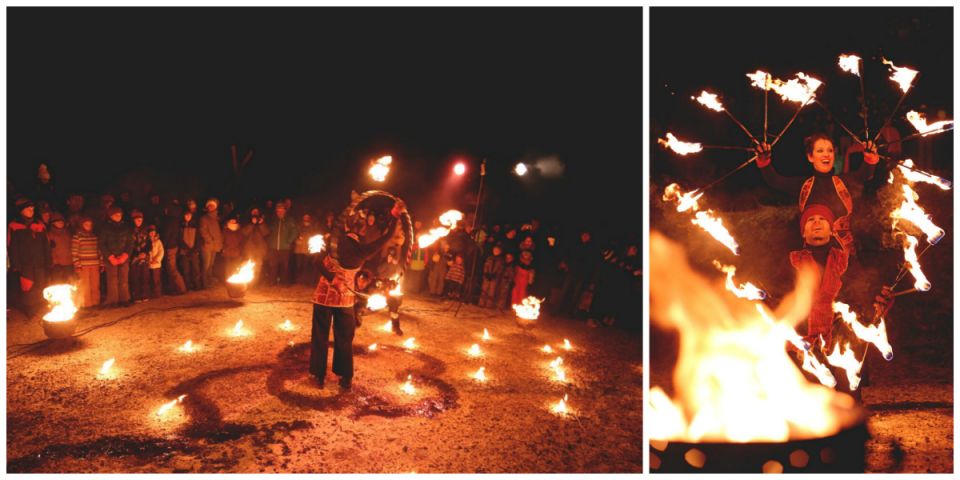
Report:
530,155,565,178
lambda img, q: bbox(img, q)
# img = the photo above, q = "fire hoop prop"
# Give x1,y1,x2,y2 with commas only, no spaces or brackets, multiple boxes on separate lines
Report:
331,190,414,277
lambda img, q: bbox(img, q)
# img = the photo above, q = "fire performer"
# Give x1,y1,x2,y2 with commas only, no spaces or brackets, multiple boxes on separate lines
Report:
309,195,410,390
790,203,848,348
756,133,879,251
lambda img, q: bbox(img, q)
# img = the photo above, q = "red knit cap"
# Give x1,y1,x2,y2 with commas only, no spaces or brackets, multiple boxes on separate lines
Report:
800,204,835,235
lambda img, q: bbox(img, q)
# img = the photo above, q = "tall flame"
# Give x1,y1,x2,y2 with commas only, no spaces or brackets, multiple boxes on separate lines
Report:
231,319,248,336
825,343,865,391
100,358,115,376
368,155,393,182
901,235,932,292
837,54,861,76
691,210,741,255
227,260,255,284
467,343,483,357
746,70,772,90
714,261,767,300
833,302,894,361
417,210,464,248
658,133,703,156
891,184,945,244
381,320,393,333
692,90,724,112
898,159,952,190
308,235,326,254
649,232,855,443
747,71,821,105
42,284,78,322
905,110,953,137
882,58,918,93
512,296,543,320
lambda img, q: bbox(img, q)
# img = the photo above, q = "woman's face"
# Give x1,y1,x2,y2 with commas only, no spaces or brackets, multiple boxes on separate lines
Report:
807,139,835,173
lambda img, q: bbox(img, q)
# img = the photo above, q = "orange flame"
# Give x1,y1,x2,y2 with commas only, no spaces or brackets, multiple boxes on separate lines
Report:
157,394,187,416
367,294,388,311
905,110,953,137
901,235,932,292
417,210,464,248
541,344,554,353
882,58,918,93
891,184,945,244
562,339,573,351
714,261,766,300
512,296,543,320
551,394,570,415
825,342,865,391
658,132,704,155
746,70,772,90
178,340,195,353
467,343,483,357
692,210,741,256
369,343,378,351
400,374,416,395
692,90,724,112
472,366,487,382
482,328,491,341
770,72,822,105
838,54,861,76
100,358,115,376
402,337,417,350
368,155,393,182
42,284,78,322
227,260,255,284
833,302,894,361
897,159,951,190
381,320,393,333
663,183,703,213
308,235,326,254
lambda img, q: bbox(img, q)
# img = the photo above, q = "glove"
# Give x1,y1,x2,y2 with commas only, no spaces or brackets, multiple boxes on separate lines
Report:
873,285,895,318
863,140,879,165
20,276,34,292
755,142,772,168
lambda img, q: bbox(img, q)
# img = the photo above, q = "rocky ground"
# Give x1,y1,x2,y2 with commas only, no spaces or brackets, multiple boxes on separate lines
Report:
6,285,642,473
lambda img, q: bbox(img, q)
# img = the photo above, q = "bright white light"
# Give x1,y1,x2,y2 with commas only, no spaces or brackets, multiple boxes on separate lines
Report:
453,163,466,176
514,163,528,176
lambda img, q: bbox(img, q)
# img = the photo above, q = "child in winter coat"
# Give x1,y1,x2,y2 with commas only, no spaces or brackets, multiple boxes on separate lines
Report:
444,254,466,299
148,225,164,298
71,217,102,308
129,210,152,302
479,244,505,308
496,252,516,311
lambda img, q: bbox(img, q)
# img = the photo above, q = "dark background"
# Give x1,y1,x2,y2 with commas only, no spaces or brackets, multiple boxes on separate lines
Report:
8,7,642,238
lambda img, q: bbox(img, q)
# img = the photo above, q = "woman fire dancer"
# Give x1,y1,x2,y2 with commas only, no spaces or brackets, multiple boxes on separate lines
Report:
756,133,879,251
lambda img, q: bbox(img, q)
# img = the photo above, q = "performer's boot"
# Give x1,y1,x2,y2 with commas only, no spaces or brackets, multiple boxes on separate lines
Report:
338,376,352,390
391,313,403,336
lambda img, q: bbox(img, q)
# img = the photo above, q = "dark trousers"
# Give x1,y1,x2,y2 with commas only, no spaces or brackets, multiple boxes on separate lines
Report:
178,250,201,290
104,261,131,305
164,247,187,294
309,304,356,382
130,262,150,300
150,268,162,298
264,249,291,286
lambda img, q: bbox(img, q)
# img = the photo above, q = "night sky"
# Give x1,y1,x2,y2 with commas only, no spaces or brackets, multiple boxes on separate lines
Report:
7,7,643,238
651,6,953,207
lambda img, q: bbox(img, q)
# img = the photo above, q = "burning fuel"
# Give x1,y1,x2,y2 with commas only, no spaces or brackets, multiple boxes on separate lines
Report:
882,57,918,93
658,132,704,155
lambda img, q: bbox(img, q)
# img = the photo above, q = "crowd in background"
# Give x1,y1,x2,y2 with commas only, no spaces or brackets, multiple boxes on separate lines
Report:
8,166,641,330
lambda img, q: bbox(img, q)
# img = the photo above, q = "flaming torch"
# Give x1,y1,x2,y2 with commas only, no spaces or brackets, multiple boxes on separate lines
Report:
692,90,760,146
226,260,255,298
658,133,704,156
308,235,326,254
891,185,945,245
368,155,393,182
873,58,919,143
713,261,766,300
900,235,932,292
512,296,543,329
838,54,869,138
833,302,894,361
417,210,464,248
692,211,741,256
825,343,866,391
905,110,954,137
41,284,79,339
897,159,952,191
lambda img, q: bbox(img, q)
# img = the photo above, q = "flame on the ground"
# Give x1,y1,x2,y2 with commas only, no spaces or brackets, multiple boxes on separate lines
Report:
227,260,255,284
512,296,543,320
417,210,464,248
42,284,78,322
714,261,767,300
231,319,249,337
400,374,416,395
833,302,894,361
368,155,393,182
658,133,703,156
467,343,483,357
691,210,741,255
308,235,326,254
882,58,918,93
649,232,855,443
901,235,932,292
838,54,861,76
825,343,865,391
279,319,295,331
541,344,554,353
562,339,572,351
472,366,487,382
898,159,952,190
692,90,724,112
891,184,945,244
100,358,115,376
663,183,703,213
381,320,393,333
157,394,187,417
178,340,195,353
905,111,953,137
482,328,491,341
369,343,378,351
402,337,417,350
551,394,570,416
367,294,388,311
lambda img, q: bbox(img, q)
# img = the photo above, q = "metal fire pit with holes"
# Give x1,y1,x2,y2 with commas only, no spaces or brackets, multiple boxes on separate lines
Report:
651,417,868,473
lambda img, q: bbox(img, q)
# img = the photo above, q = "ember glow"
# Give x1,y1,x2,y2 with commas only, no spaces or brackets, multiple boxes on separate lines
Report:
512,296,543,320
467,343,483,357
178,340,195,353
662,183,703,213
227,260,255,284
901,235,932,292
541,345,554,353
400,374,416,395
42,284,78,322
402,337,417,350
100,358,115,376
882,58,919,93
562,339,572,351
367,294,388,311
898,159,952,190
368,155,393,182
891,185,945,244
472,366,487,382
279,319,295,331
649,232,855,443
157,394,187,417
713,260,766,300
551,394,570,416
691,210,741,255
837,54,861,76
307,235,326,254
658,132,703,155
833,302,894,361
825,343,865,391
692,90,724,112
905,110,953,137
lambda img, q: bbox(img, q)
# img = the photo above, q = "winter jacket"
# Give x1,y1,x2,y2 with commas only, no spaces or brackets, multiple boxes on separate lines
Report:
267,216,299,252
199,212,223,251
222,228,246,259
242,222,270,259
179,218,199,252
131,226,151,265
72,229,102,268
99,219,133,258
8,218,52,278
149,237,164,269
48,225,74,266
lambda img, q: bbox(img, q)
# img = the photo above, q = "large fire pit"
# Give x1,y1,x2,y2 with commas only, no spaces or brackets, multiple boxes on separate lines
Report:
226,260,255,299
41,284,79,340
41,317,78,339
651,409,868,473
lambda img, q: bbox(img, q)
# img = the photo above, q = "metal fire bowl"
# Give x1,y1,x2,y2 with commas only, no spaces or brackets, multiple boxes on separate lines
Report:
42,318,77,339
225,281,248,299
651,415,868,473
514,316,536,330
